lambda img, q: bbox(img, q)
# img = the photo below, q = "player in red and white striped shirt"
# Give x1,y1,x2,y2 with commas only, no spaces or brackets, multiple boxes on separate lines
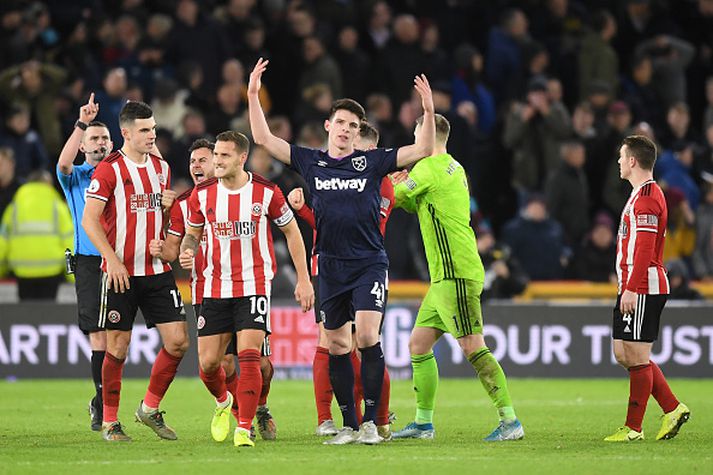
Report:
178,130,313,447
149,138,279,440
82,101,189,442
605,135,689,443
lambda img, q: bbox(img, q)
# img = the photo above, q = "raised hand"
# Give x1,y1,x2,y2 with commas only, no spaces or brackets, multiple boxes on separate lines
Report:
287,187,305,211
79,92,99,124
414,74,434,114
248,57,269,96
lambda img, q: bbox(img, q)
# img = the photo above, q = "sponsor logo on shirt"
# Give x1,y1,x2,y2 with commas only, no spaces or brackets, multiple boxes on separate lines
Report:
88,179,100,193
636,214,658,226
130,193,162,212
213,220,256,239
314,177,367,192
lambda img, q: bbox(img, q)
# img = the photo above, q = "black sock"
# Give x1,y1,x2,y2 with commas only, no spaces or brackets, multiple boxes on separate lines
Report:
328,353,358,430
91,350,105,405
359,343,385,424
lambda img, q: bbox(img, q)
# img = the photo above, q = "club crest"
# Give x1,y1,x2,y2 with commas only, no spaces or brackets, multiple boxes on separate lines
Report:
351,155,367,172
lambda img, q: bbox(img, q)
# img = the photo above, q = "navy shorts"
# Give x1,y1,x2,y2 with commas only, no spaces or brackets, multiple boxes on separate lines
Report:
318,257,388,330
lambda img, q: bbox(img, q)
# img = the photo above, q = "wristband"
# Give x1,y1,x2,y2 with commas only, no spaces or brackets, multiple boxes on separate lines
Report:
75,120,88,131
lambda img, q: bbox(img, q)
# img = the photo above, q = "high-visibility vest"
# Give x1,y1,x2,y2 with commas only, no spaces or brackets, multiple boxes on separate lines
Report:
0,182,74,278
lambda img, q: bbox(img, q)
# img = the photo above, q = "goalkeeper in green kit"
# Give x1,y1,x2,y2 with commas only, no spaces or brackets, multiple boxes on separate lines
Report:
391,114,524,442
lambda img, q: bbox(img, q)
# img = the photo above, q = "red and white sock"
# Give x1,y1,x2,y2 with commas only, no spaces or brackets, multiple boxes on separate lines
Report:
313,346,333,424
650,361,679,413
237,350,262,431
626,363,653,432
143,347,182,410
102,352,125,423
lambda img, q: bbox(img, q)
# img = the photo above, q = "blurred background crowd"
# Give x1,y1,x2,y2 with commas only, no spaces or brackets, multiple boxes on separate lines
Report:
0,0,712,301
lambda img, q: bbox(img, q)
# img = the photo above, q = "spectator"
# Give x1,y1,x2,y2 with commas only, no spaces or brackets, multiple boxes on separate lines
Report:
693,182,713,280
657,142,701,211
0,170,73,300
659,102,700,151
362,0,392,53
179,60,211,113
485,8,530,105
299,35,342,100
545,140,591,246
166,0,232,94
206,83,243,134
578,10,618,103
94,67,128,148
0,147,20,217
0,60,67,155
586,80,614,136
420,22,449,83
294,84,333,130
573,212,617,282
621,54,666,135
634,35,695,109
573,102,609,211
334,26,371,104
501,194,569,280
365,93,399,147
0,104,49,180
477,227,528,300
503,75,572,193
150,78,188,138
376,14,425,108
662,187,696,264
236,17,269,72
666,259,703,300
451,43,496,135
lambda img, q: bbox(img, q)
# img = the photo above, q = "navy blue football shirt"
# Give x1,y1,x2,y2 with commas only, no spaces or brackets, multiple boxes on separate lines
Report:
290,144,399,261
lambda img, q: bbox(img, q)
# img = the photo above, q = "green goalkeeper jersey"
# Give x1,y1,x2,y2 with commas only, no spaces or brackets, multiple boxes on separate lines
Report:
394,153,484,283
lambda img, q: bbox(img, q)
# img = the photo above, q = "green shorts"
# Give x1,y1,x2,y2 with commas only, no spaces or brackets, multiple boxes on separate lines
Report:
415,279,483,338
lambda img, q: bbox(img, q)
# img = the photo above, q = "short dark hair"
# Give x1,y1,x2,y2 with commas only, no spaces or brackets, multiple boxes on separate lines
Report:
189,138,215,153
358,121,379,146
87,120,108,129
329,98,365,122
119,101,153,127
215,130,250,155
622,135,657,170
416,113,450,143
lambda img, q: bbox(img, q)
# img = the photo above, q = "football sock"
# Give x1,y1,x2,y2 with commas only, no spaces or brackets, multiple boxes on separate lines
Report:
626,363,653,432
350,350,364,424
411,352,438,425
258,358,274,407
199,365,228,403
376,366,391,426
102,352,125,424
237,350,262,431
313,346,333,424
91,350,105,405
650,361,679,413
225,370,239,421
360,343,385,424
144,347,182,409
468,347,516,422
328,352,358,430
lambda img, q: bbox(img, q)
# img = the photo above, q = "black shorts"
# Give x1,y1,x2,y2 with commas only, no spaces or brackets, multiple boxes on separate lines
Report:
194,303,273,357
100,271,186,331
319,257,388,331
612,293,667,342
197,296,271,337
313,274,387,334
75,254,103,334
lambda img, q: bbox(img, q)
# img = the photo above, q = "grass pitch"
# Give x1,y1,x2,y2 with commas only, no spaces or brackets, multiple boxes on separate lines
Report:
1,378,711,475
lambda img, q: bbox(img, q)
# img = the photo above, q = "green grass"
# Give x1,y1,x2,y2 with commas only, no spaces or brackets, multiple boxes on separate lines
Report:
1,378,711,475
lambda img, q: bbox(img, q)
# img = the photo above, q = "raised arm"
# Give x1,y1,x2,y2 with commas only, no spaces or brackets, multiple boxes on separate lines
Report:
279,218,314,312
287,188,316,230
247,58,291,164
396,74,435,168
82,197,130,293
58,93,99,175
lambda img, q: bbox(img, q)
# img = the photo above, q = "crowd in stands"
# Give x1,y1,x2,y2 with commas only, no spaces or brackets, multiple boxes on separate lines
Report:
1,0,713,300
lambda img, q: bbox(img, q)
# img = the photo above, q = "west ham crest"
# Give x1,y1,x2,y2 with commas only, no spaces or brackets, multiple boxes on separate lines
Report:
351,155,367,172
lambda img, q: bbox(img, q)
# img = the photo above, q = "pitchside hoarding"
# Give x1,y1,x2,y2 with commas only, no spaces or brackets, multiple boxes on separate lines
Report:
0,302,711,379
